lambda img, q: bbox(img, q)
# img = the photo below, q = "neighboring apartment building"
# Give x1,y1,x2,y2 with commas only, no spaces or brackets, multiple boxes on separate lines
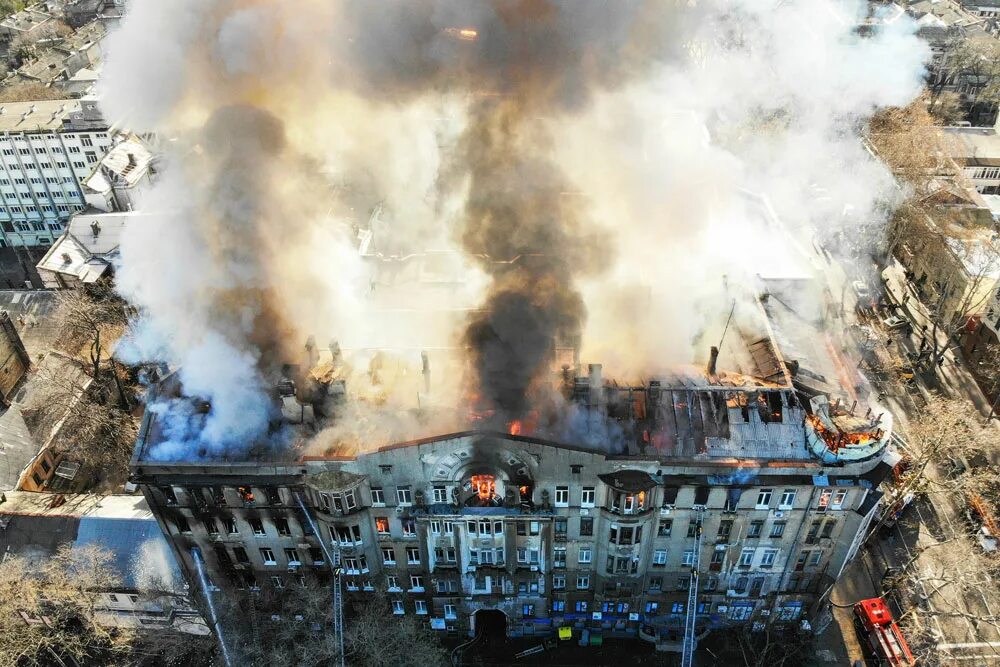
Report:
894,192,1000,326
131,291,893,644
889,1,999,123
962,0,1000,19
945,126,1000,196
0,98,114,246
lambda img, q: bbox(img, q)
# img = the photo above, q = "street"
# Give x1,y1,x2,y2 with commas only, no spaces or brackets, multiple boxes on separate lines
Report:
813,240,1000,665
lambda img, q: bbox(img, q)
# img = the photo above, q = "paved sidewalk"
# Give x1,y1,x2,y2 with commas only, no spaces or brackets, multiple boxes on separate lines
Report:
881,260,991,415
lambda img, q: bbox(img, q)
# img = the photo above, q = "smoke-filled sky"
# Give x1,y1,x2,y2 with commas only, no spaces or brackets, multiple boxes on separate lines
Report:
101,0,928,459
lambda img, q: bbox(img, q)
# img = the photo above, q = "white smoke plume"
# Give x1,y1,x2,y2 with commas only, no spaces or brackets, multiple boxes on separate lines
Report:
100,0,928,459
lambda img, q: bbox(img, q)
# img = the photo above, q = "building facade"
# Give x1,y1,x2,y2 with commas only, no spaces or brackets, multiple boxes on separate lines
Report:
944,126,1000,197
0,98,114,246
132,373,890,643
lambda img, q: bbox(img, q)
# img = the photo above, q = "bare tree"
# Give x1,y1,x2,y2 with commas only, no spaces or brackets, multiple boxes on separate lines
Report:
928,91,966,126
868,95,961,193
54,282,131,382
0,82,64,102
710,623,813,667
23,353,139,484
0,544,135,667
0,0,25,20
343,592,450,667
208,585,449,667
882,398,1000,665
911,218,1000,372
946,39,1000,126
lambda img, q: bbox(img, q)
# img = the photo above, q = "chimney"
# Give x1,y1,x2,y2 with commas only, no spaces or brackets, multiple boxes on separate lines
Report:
90,220,100,238
305,335,318,369
421,350,430,394
588,363,604,410
707,346,719,376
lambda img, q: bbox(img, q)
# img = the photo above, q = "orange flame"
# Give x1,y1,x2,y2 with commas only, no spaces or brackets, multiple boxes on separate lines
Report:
444,27,479,41
806,414,882,452
471,475,495,502
508,420,522,436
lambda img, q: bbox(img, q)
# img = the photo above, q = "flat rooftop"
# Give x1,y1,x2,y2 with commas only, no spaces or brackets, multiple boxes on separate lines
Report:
944,126,1000,168
0,99,86,132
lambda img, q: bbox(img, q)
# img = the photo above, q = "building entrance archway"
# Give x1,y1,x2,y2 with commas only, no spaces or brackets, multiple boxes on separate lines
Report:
472,608,508,641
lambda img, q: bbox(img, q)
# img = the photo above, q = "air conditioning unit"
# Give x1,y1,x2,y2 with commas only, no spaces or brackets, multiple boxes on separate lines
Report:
287,565,299,573
530,565,538,572
580,508,590,516
660,507,673,516
773,511,785,518
395,506,405,514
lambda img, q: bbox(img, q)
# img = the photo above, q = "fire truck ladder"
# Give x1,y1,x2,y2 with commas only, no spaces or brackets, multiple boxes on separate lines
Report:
681,509,704,667
246,587,262,650
332,545,344,666
296,493,345,667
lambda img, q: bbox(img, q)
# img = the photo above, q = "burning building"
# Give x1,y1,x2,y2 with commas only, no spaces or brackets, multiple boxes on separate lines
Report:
130,280,895,645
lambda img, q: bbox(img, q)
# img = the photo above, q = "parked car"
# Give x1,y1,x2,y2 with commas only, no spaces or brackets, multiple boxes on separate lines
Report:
852,280,871,300
882,315,908,330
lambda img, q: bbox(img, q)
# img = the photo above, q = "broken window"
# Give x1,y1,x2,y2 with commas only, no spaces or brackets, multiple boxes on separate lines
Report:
238,487,255,505
724,488,742,512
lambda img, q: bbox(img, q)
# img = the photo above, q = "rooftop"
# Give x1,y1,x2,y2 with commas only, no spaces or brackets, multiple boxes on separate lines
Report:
16,50,70,83
0,290,60,356
0,8,52,32
0,405,37,491
905,0,984,28
0,492,184,591
0,99,89,132
84,134,153,192
55,19,105,53
37,210,133,283
135,290,891,469
944,126,1000,168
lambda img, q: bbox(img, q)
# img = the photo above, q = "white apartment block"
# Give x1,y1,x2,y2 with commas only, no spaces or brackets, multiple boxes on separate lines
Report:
0,98,113,247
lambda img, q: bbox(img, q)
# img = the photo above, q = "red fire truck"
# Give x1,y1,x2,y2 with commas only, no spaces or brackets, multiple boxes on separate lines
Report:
853,598,916,666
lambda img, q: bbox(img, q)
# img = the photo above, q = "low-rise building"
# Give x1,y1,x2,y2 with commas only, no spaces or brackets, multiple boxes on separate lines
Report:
0,491,210,635
962,0,1000,19
896,202,1000,326
62,0,125,30
945,126,1000,196
82,133,155,213
36,210,131,288
13,21,105,88
0,6,54,49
